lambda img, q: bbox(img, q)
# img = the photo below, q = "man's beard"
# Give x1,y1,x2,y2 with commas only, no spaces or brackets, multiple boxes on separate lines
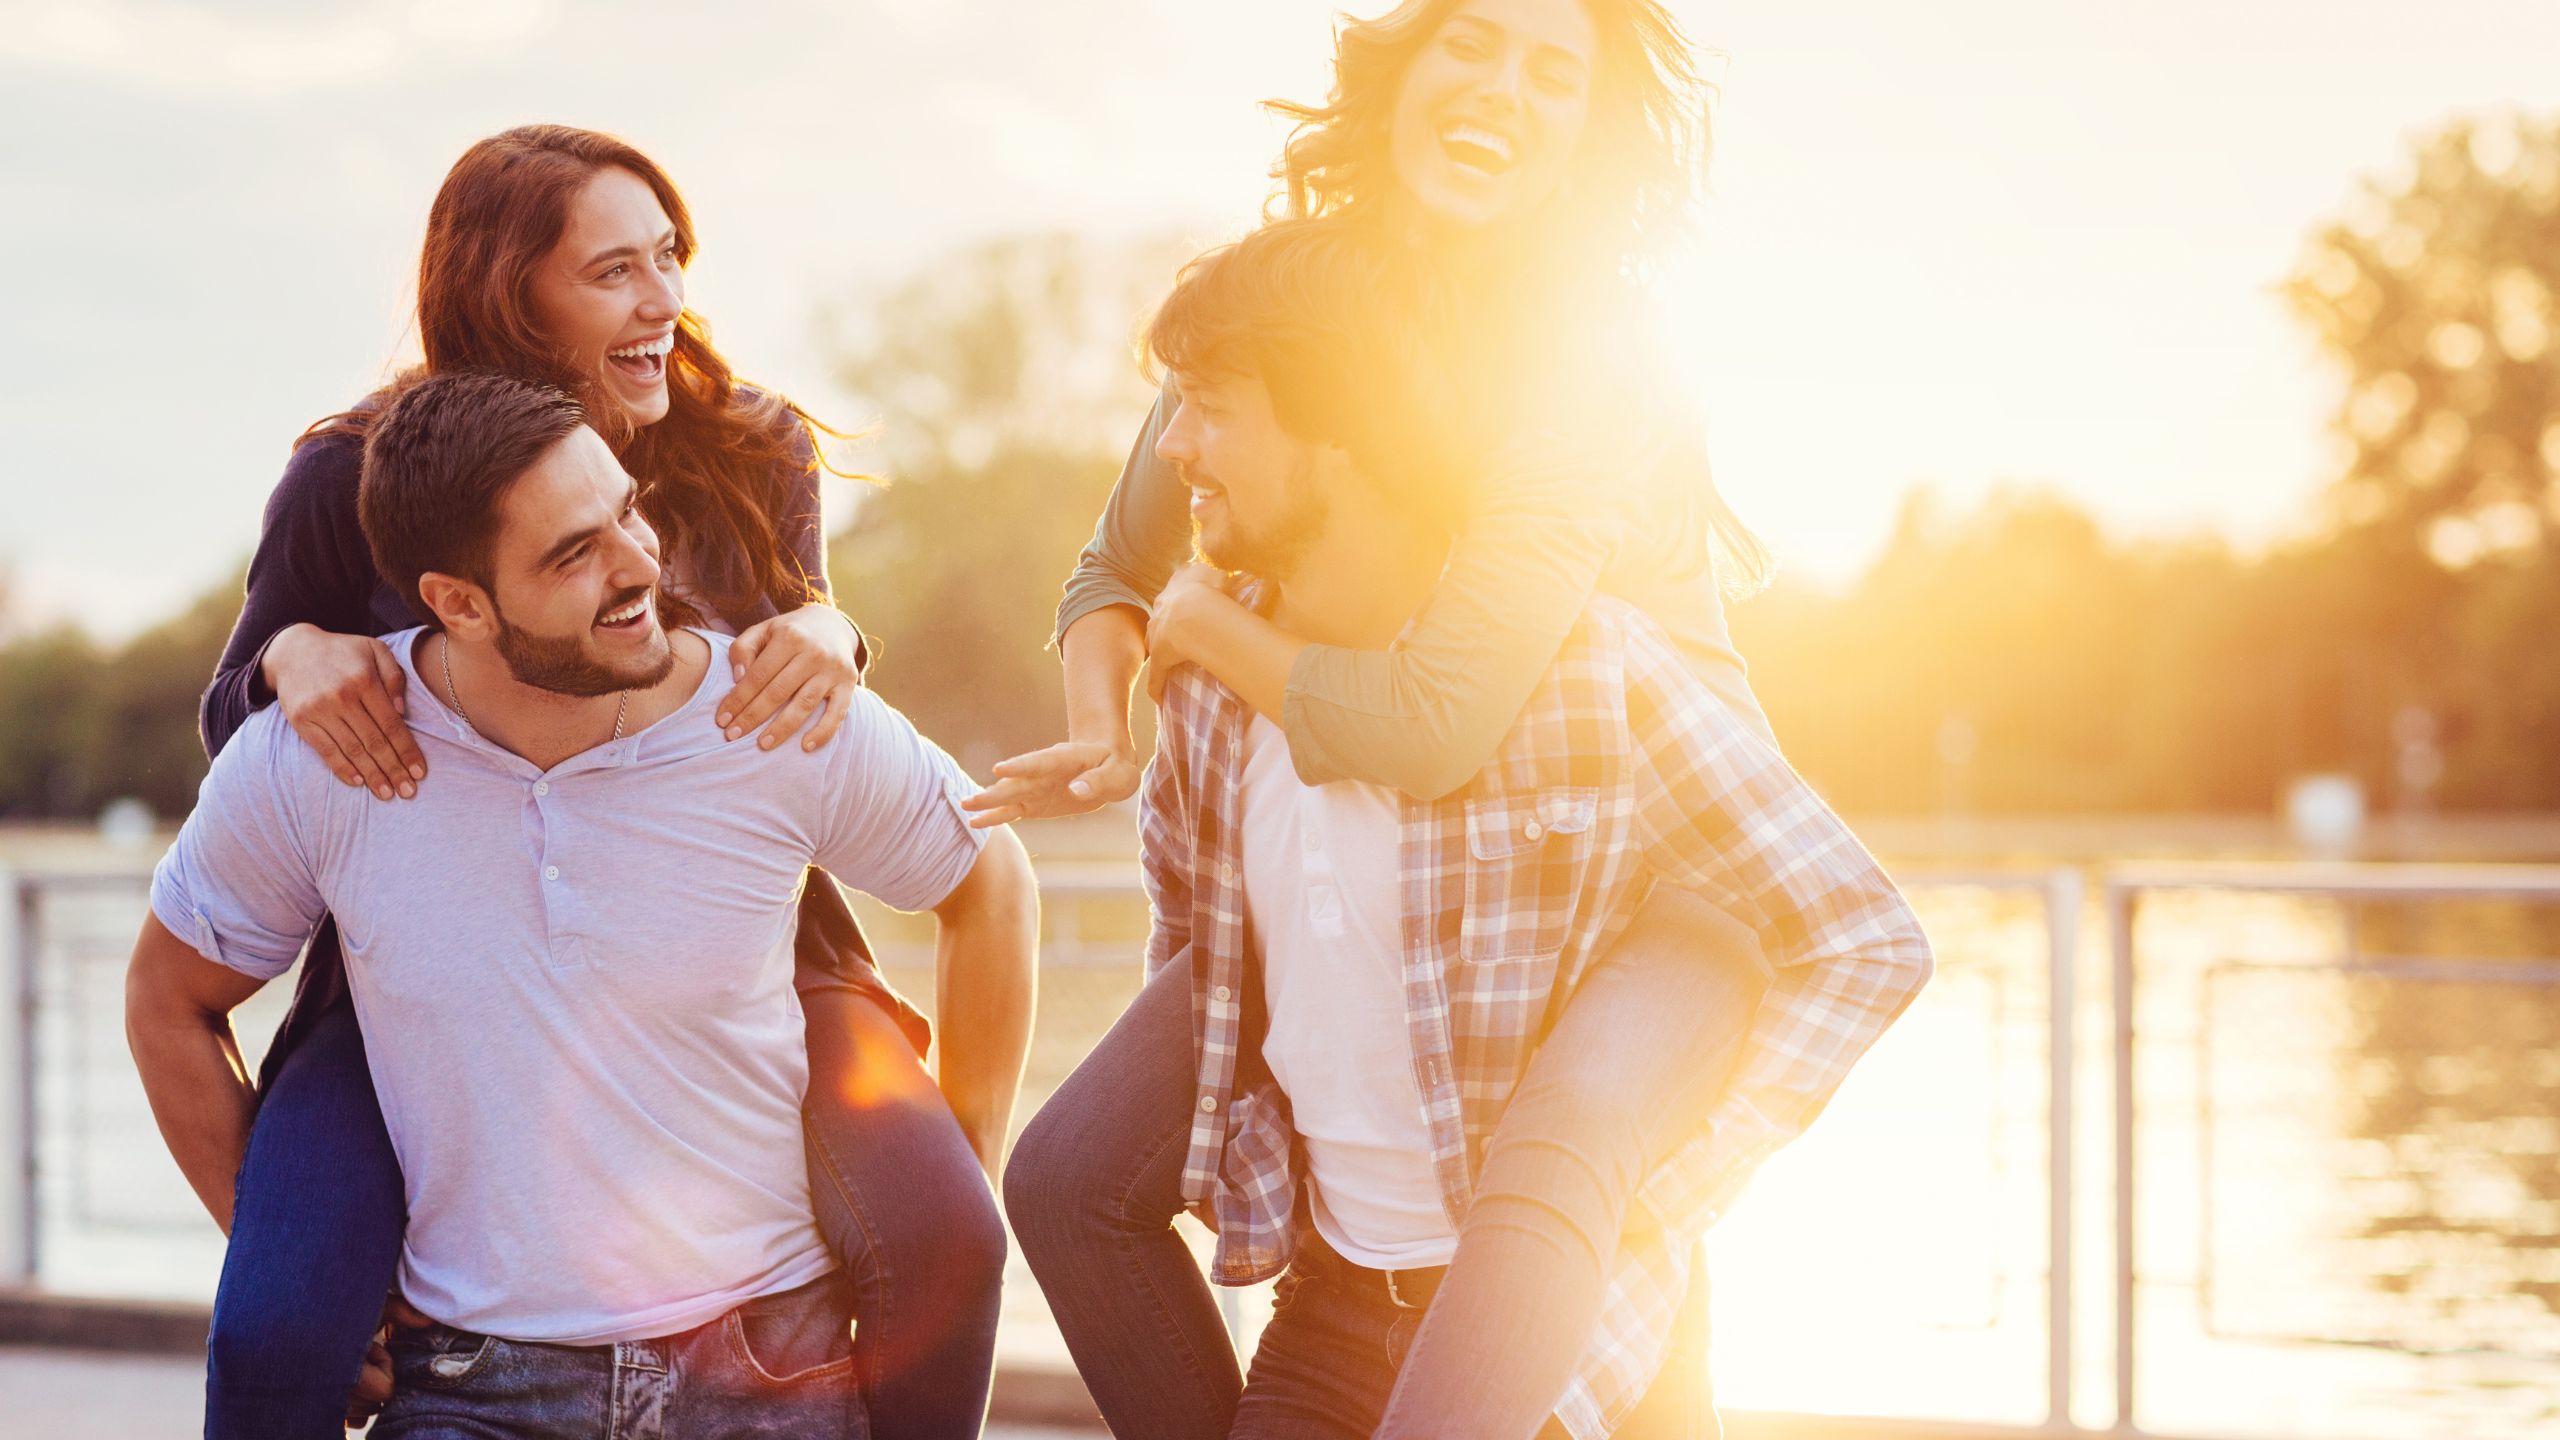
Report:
1192,450,1329,580
491,588,677,697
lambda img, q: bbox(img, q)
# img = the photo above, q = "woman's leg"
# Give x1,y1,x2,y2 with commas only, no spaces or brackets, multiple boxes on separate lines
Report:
205,996,408,1440
1005,955,1243,1439
1375,889,1767,1440
798,984,1008,1440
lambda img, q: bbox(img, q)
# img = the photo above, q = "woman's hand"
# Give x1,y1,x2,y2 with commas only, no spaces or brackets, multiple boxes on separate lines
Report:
718,602,865,752
1142,564,1245,703
961,741,1142,828
262,623,425,800
344,1290,433,1424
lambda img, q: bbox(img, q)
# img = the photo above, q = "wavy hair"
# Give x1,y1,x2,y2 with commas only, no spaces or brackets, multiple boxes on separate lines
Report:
302,124,838,619
1262,2,1769,591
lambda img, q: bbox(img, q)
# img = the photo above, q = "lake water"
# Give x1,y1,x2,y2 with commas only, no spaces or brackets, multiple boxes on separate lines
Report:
7,821,2557,1438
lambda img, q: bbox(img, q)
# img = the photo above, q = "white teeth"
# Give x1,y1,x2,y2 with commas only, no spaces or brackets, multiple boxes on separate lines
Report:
1441,122,1515,164
600,599,647,626
607,334,674,360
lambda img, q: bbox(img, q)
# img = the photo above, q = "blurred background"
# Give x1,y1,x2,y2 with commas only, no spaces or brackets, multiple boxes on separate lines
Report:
4,2,2559,1437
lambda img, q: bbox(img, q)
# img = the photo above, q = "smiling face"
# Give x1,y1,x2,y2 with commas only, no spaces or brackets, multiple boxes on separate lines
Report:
471,425,676,696
1386,0,1599,233
1154,367,1339,581
527,166,684,430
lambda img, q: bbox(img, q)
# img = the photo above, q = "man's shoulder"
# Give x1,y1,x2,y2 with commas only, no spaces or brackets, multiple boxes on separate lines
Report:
204,703,338,818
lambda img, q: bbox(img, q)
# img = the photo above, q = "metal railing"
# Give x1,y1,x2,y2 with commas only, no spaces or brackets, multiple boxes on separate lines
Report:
2101,861,2560,1434
10,853,2560,1439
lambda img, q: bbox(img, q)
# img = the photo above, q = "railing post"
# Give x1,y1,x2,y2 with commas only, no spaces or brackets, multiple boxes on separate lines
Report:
1,873,34,1288
2044,867,2080,1431
2107,876,2138,1433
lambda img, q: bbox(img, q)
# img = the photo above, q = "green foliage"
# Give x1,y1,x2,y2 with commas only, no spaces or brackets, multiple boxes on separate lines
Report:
821,230,1193,774
0,569,240,821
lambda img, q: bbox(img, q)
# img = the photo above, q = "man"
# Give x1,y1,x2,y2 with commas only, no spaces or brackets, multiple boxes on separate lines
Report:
125,372,1037,1439
1124,221,1934,1438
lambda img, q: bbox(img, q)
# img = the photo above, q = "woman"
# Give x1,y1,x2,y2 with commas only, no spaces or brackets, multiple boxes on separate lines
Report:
198,125,1009,1440
990,2,1789,1437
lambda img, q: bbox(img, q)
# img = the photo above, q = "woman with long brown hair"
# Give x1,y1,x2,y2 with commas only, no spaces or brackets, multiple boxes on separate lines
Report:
993,2,1852,1436
196,125,1019,1440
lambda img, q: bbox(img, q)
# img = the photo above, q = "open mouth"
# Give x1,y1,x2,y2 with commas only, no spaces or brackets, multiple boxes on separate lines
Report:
595,591,654,637
606,333,674,386
1439,121,1518,181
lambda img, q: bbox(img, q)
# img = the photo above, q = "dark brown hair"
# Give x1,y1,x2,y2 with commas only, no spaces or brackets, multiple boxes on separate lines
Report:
358,372,587,627
304,124,831,619
1146,218,1466,535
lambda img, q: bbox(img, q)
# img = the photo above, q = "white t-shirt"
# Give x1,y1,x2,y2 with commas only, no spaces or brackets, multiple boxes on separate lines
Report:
152,628,986,1343
1239,715,1457,1269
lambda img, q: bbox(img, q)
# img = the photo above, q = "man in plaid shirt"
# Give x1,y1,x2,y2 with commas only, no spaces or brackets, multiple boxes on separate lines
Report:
1126,223,1932,1439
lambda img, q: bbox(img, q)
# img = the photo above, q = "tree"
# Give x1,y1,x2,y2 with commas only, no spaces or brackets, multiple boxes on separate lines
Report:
2285,111,2560,564
820,229,1195,773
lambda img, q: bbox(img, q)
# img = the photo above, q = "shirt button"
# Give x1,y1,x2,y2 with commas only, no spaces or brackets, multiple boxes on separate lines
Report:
1523,820,1545,842
1214,985,1232,1003
544,866,559,881
1219,861,1235,884
1199,1094,1218,1113
535,781,550,796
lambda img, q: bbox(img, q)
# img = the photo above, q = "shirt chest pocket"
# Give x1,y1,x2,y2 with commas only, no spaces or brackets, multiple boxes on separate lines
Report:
1458,786,1601,965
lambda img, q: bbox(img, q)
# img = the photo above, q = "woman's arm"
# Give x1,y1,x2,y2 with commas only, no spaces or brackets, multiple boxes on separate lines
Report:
965,389,1188,824
201,436,425,797
1153,438,1627,800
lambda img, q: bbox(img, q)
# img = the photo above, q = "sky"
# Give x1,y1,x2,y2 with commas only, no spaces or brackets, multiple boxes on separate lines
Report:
5,0,2559,639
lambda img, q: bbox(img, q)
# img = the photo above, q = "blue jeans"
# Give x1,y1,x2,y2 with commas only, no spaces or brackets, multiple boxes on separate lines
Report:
1008,889,1761,1439
206,986,1003,1440
371,1272,862,1439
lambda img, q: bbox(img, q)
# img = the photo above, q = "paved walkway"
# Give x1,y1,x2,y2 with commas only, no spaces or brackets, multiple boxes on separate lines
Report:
0,1346,1099,1438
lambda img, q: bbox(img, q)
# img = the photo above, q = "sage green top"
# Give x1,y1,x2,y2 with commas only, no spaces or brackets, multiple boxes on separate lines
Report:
1056,386,1775,801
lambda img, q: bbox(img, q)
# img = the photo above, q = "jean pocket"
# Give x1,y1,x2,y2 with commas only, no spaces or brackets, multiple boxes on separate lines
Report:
725,1280,858,1386
391,1324,497,1389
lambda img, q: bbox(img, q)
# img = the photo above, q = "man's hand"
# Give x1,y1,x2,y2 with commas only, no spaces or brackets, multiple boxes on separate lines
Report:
345,1293,434,1425
1142,564,1243,703
962,741,1141,828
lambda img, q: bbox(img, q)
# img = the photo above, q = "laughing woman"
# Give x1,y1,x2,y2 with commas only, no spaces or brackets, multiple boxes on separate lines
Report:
196,125,1022,1440
986,3,1829,1438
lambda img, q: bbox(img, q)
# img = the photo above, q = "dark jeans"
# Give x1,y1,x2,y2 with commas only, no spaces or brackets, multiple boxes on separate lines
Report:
372,1272,862,1439
1233,1233,1712,1440
1008,892,1760,1439
206,987,1003,1440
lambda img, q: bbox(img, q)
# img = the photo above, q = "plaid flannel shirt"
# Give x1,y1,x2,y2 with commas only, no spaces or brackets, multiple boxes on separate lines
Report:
1138,596,1933,1439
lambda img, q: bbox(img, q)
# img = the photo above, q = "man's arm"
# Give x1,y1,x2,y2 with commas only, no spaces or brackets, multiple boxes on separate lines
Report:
1617,614,1935,1237
927,825,1039,1179
124,912,270,1234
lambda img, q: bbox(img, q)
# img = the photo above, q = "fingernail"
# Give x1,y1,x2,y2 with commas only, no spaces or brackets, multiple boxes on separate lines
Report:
732,665,744,680
1069,780,1091,798
374,787,392,801
803,739,818,752
716,712,731,727
408,765,425,781
399,784,415,799
726,726,743,740
760,734,779,750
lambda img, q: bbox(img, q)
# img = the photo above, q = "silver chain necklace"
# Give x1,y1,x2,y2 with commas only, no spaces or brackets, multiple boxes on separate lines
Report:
440,633,628,742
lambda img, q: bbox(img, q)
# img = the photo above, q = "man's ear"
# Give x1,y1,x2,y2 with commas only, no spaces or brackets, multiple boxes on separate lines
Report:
417,572,496,640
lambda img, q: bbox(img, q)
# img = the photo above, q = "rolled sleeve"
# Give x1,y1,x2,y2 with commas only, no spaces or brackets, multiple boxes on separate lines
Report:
811,689,989,913
150,715,328,980
1053,386,1189,649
